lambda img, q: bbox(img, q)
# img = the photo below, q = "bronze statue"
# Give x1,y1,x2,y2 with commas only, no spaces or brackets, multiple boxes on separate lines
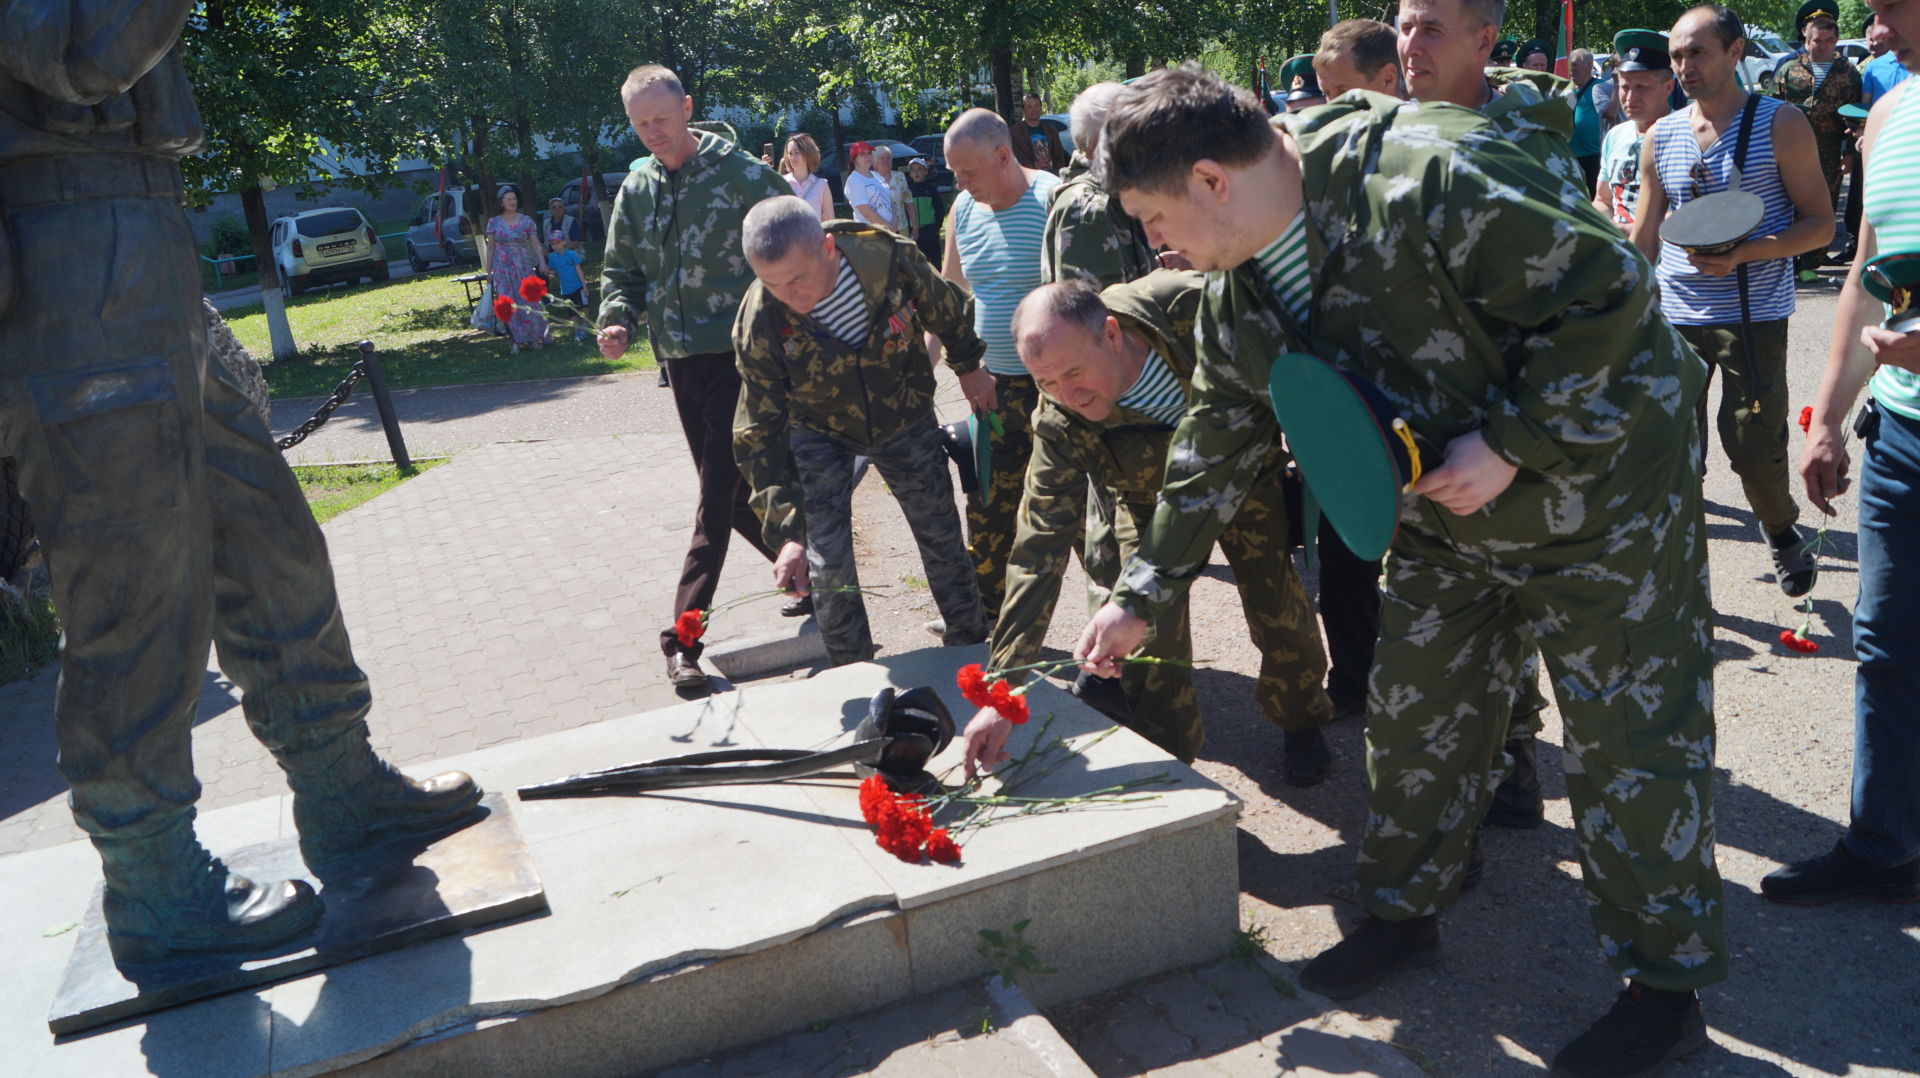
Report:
0,2,481,964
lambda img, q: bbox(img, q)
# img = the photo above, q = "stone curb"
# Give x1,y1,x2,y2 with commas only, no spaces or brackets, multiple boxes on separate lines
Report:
703,619,829,681
985,976,1101,1078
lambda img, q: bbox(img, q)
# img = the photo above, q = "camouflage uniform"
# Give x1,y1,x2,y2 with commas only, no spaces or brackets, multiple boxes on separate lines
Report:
600,130,790,659
1774,54,1863,208
1040,150,1158,613
996,271,1332,760
1115,95,1725,990
733,222,988,664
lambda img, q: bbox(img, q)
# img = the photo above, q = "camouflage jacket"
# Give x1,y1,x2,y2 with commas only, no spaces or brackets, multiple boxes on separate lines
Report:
732,222,986,551
1481,68,1586,196
1774,55,1864,144
991,270,1220,672
1111,93,1704,617
1041,152,1156,287
598,130,790,358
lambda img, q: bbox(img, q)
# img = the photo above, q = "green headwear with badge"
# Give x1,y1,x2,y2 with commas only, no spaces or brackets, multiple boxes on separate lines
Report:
1863,252,1920,334
1490,38,1517,65
1516,38,1553,69
1281,54,1324,104
1611,29,1671,74
1792,0,1839,43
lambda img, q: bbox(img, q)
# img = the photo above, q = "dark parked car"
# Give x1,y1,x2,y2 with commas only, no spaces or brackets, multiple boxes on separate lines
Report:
908,134,947,172
559,172,627,247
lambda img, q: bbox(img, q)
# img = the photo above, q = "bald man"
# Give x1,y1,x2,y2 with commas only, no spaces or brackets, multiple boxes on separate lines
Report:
940,109,1063,626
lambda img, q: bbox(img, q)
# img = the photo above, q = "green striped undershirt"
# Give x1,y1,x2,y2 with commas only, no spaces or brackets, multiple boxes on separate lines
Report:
1253,210,1312,327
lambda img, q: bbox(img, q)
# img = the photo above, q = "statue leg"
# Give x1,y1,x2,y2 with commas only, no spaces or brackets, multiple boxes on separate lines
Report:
196,331,481,868
0,194,318,961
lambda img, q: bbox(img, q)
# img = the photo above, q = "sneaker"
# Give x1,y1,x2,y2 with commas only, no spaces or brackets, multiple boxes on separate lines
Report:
1299,913,1440,1000
1283,727,1332,786
1550,983,1707,1078
923,617,946,638
780,594,813,617
1761,839,1920,906
1766,525,1817,598
1071,670,1134,723
1798,268,1821,284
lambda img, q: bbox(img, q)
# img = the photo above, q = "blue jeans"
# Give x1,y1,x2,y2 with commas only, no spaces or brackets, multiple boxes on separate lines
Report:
1849,402,1920,868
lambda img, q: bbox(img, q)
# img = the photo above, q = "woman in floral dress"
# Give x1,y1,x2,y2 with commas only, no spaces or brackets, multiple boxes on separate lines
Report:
486,187,549,353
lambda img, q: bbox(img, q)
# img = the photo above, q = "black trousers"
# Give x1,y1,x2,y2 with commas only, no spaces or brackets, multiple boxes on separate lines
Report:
658,352,775,658
1282,470,1381,713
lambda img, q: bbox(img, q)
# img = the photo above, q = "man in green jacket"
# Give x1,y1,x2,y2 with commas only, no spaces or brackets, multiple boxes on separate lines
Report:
960,273,1334,780
733,198,993,665
1082,66,1723,1076
598,65,791,692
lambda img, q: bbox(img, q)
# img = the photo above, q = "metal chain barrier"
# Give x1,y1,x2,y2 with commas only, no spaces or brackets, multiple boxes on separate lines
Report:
277,361,368,451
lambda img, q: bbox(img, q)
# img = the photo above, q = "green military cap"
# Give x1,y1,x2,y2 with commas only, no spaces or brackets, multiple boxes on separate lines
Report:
1517,38,1553,67
1793,0,1839,41
1491,38,1518,64
1267,353,1437,562
1280,54,1323,102
1612,29,1671,73
1863,251,1920,333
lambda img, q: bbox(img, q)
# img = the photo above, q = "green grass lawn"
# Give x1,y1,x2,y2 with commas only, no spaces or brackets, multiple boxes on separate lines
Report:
225,266,654,399
294,459,447,525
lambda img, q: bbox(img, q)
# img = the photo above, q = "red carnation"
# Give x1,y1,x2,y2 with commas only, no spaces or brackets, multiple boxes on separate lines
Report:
925,828,962,864
858,774,890,826
492,294,516,325
1779,629,1820,654
674,609,706,649
956,663,993,707
987,680,1029,724
519,274,549,303
1799,406,1813,433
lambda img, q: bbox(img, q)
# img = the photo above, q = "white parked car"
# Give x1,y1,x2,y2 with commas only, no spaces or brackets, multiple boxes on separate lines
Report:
270,207,388,298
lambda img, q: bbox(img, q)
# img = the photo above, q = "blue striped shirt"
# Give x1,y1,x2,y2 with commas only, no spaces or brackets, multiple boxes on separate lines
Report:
1114,348,1187,426
1866,82,1920,421
811,255,868,347
1651,96,1797,325
953,171,1062,374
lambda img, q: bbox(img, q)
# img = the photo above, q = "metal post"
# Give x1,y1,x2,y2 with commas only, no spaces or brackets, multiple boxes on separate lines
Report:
356,340,412,471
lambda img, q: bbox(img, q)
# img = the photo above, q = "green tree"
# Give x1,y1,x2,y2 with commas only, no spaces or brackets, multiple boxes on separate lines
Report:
186,0,427,357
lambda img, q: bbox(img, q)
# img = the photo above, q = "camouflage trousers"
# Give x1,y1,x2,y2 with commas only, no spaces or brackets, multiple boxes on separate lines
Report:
1357,463,1726,991
1081,481,1122,616
967,373,1041,624
1682,319,1799,535
790,417,985,665
1118,452,1334,761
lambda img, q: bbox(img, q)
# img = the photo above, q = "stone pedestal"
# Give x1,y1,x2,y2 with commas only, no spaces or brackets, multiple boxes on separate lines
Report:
4,647,1239,1077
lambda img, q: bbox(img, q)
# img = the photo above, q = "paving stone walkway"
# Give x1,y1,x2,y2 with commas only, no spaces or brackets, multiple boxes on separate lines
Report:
0,432,791,858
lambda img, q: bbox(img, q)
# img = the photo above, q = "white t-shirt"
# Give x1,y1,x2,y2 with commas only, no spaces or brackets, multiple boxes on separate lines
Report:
1597,120,1645,227
844,170,894,227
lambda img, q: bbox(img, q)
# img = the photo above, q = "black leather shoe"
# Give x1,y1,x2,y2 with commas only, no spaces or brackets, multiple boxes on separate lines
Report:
780,594,813,617
668,652,710,693
1070,670,1134,723
1299,913,1440,1000
1486,734,1545,829
1283,727,1332,787
296,767,485,867
1761,839,1920,906
1551,983,1707,1077
107,870,322,964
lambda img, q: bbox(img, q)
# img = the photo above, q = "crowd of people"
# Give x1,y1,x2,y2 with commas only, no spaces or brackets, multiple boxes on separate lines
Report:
590,0,1919,1071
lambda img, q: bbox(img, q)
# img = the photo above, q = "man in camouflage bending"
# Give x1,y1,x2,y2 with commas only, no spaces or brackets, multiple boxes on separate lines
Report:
1078,67,1723,1076
960,274,1335,781
733,196,992,665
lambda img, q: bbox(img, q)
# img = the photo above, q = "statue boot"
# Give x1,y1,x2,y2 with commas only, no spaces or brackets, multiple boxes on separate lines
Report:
282,726,484,868
99,813,321,964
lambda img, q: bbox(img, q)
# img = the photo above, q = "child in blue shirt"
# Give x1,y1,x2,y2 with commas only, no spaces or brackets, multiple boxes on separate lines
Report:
547,230,589,340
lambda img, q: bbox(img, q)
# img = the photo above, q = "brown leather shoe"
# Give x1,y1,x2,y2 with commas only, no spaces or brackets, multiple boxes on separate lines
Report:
668,652,710,692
